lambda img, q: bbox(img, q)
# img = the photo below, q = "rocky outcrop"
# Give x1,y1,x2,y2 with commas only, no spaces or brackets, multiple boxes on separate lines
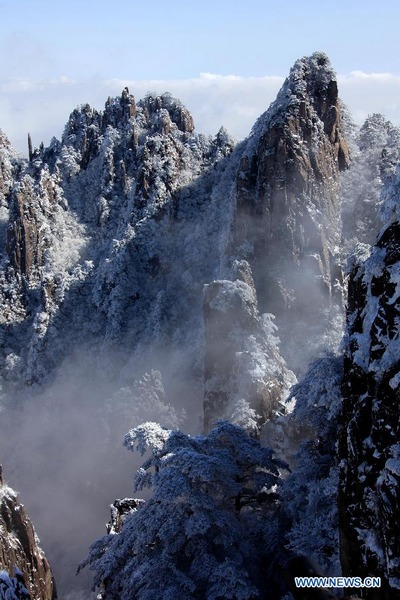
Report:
339,168,400,598
0,467,57,599
61,90,194,174
231,52,349,367
106,498,145,535
6,181,44,279
138,92,195,134
203,53,350,429
0,131,18,272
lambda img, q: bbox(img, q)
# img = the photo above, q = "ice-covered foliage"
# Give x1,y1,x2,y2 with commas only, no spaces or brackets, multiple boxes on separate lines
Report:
203,279,296,434
228,314,296,433
380,161,400,227
346,187,400,379
283,355,343,575
83,421,288,599
0,88,239,388
339,167,400,594
0,569,30,600
287,355,342,432
341,113,400,246
102,370,186,441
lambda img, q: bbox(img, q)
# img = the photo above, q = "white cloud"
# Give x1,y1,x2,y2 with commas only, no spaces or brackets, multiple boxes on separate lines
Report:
338,71,400,128
346,71,395,80
1,71,400,155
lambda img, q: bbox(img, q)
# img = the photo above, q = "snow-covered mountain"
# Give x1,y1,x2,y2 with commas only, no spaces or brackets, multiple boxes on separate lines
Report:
0,51,399,599
0,52,348,391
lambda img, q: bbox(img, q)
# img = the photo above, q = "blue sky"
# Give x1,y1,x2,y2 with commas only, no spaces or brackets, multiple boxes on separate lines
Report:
1,0,400,152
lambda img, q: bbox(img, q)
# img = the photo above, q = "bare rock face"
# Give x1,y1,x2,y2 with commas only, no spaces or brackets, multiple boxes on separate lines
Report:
0,468,57,599
339,170,400,599
232,52,349,366
6,182,43,279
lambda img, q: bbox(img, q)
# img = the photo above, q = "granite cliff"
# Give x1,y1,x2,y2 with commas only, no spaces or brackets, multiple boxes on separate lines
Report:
0,466,56,600
231,52,349,368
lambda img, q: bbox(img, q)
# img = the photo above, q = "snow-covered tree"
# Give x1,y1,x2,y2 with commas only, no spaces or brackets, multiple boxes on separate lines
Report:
82,421,287,599
341,113,400,246
283,355,343,576
203,278,296,434
338,166,400,595
0,569,30,600
100,370,186,446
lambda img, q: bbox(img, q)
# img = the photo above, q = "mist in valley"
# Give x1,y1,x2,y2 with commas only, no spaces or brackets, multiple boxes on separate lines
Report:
0,344,204,598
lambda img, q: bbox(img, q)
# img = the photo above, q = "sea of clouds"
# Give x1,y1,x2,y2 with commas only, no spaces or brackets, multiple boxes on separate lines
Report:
1,70,400,154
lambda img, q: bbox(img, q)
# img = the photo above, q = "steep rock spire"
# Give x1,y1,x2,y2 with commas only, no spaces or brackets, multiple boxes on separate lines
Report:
231,51,350,367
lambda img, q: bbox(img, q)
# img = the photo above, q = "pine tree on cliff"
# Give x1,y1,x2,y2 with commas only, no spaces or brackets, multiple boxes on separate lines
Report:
82,421,287,599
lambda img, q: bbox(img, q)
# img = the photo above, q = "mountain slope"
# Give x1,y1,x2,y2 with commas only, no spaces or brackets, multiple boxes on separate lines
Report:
339,166,400,598
1,92,239,390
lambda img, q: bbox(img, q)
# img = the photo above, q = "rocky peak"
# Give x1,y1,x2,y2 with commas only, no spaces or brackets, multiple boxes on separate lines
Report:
138,92,195,134
231,51,349,368
0,467,57,599
0,80,238,387
63,103,102,144
288,53,343,145
250,52,349,169
6,178,43,280
5,165,66,283
103,87,137,129
61,90,195,158
0,132,18,276
61,103,103,170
